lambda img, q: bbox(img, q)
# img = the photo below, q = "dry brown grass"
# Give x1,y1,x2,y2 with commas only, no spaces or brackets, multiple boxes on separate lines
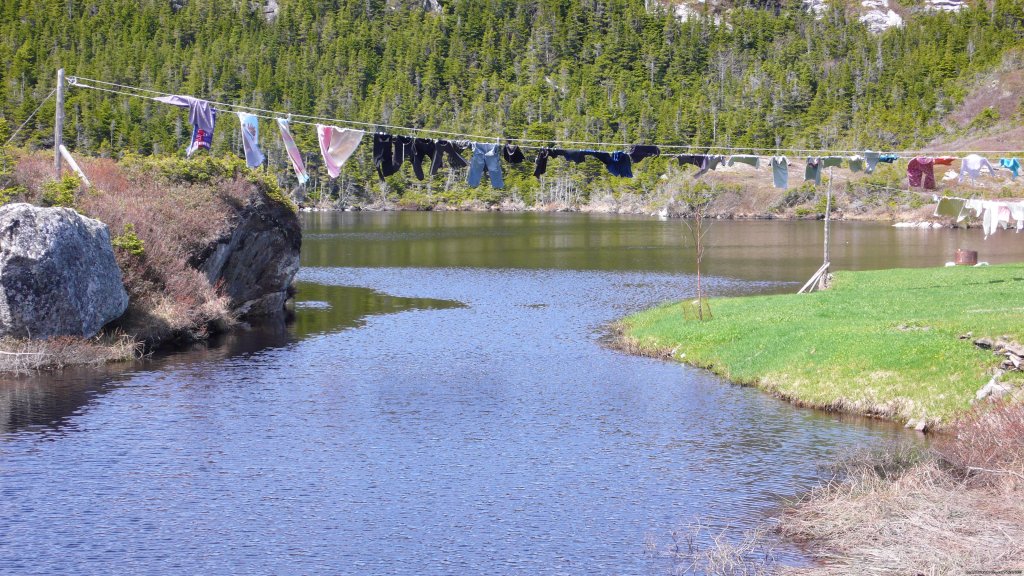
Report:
778,402,1024,575
0,334,143,373
655,522,779,576
934,401,1024,487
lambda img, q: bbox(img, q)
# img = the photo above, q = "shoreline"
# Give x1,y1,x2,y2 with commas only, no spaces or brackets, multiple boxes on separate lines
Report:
297,193,963,225
612,265,1024,430
609,267,1024,574
603,320,944,429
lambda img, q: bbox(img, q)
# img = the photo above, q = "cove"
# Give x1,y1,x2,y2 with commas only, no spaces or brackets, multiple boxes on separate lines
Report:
3,212,1007,574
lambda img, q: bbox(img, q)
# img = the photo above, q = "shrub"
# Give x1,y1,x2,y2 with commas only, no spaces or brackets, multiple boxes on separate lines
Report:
933,400,1024,486
0,185,25,205
40,174,81,208
968,107,1000,131
111,223,145,256
770,182,817,213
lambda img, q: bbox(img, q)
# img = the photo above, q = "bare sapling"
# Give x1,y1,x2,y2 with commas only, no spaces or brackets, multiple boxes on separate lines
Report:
680,181,720,321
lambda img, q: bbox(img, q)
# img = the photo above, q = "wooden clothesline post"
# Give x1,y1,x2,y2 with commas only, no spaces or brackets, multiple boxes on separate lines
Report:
798,164,833,294
819,166,833,290
54,68,64,179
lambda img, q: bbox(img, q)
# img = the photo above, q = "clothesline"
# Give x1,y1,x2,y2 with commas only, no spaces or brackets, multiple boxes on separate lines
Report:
933,194,1024,238
67,75,1024,158
59,74,1024,197
4,87,58,146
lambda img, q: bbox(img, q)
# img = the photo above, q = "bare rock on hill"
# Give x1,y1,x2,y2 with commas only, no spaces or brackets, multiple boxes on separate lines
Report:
923,0,967,12
190,190,301,319
0,203,128,339
860,0,904,33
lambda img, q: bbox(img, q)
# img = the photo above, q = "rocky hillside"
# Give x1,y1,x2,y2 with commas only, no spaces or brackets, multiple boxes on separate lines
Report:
665,0,969,32
928,48,1024,151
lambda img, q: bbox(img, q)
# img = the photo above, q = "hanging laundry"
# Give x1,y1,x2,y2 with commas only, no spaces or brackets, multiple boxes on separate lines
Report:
907,157,936,190
727,155,760,168
1011,204,1024,232
502,144,525,164
705,155,726,173
236,112,265,168
592,151,633,178
676,154,722,177
403,138,436,181
998,204,1012,230
999,158,1021,179
551,149,589,163
934,157,956,166
821,156,844,169
430,140,469,175
394,135,414,166
677,154,705,169
864,151,880,174
770,156,790,189
982,202,998,238
965,198,985,217
933,197,966,221
879,154,899,163
372,133,403,181
959,154,997,183
847,155,865,172
805,157,823,185
627,145,660,163
534,148,551,179
316,124,364,179
467,142,504,189
154,94,216,157
277,118,309,185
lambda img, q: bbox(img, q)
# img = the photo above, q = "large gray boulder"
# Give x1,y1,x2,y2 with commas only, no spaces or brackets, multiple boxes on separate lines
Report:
0,203,128,339
190,190,301,319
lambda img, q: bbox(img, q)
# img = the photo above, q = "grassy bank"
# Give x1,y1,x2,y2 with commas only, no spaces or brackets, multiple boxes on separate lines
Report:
619,264,1024,425
620,266,1024,574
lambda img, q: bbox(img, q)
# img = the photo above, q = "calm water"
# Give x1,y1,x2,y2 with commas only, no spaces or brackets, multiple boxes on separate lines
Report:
2,213,1017,575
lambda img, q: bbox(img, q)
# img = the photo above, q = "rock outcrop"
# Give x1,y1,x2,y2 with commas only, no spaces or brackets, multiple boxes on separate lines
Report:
0,203,128,339
924,0,967,12
190,190,301,319
860,0,904,33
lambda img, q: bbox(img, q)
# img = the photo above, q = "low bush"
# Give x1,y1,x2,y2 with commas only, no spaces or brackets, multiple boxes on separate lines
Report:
111,223,145,256
40,174,81,208
934,400,1024,486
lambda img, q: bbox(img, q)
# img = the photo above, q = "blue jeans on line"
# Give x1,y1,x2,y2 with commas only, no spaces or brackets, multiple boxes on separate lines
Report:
467,143,504,189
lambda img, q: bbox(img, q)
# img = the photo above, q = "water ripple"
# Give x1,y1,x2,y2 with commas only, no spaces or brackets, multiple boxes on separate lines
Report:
0,264,909,575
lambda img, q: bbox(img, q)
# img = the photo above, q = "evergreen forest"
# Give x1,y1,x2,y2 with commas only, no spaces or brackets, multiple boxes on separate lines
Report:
2,0,1023,202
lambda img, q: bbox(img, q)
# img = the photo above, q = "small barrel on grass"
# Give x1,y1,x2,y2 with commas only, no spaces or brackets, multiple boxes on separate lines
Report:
955,249,978,266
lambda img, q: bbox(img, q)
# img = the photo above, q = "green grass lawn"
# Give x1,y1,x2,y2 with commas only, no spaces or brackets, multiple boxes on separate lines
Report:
620,264,1024,424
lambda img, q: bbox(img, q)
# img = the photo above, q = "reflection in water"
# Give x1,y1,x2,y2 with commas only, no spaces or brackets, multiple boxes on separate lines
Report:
302,211,1024,282
0,283,461,435
290,281,463,339
0,213,946,575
